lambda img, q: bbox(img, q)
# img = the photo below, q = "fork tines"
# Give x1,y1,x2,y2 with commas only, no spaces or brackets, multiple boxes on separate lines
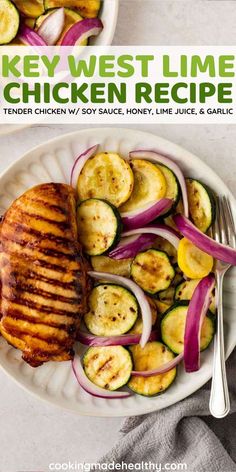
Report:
212,196,236,248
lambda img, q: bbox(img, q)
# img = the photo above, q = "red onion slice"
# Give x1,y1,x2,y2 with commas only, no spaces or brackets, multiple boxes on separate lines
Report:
18,25,47,46
61,18,103,46
131,353,183,378
121,198,173,230
77,330,158,347
72,355,131,399
122,225,180,250
129,150,189,218
88,271,152,348
174,214,236,266
184,274,215,372
70,144,99,188
109,234,157,260
37,8,65,45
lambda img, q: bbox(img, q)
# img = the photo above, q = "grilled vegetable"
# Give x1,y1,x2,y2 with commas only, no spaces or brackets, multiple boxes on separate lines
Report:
83,346,132,390
73,354,131,399
164,200,184,234
0,0,20,44
153,236,177,264
129,150,189,218
36,7,87,45
77,199,122,256
178,237,214,279
17,24,47,45
174,213,236,267
155,300,171,315
13,0,44,18
88,271,153,349
184,274,215,373
128,342,176,396
120,160,166,213
84,284,139,336
172,266,184,287
161,302,215,354
77,153,134,208
129,297,157,334
24,17,36,29
158,287,175,305
121,199,173,231
156,164,180,214
131,249,175,295
186,178,216,233
91,256,132,278
0,183,89,367
36,7,65,45
175,279,216,314
44,0,101,18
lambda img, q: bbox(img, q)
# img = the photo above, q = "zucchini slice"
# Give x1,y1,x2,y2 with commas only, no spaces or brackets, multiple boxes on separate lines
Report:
44,0,101,18
91,256,132,278
175,279,216,314
129,297,157,335
77,153,134,208
35,7,87,45
84,284,139,336
156,164,180,214
172,265,184,287
158,287,175,305
153,236,177,264
186,178,216,233
131,249,175,295
77,199,122,256
0,0,20,44
128,342,176,396
13,0,44,18
155,299,171,315
83,346,132,391
177,237,214,279
120,159,166,213
161,301,215,354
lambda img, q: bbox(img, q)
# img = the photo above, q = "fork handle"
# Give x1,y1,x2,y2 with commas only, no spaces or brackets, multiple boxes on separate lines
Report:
209,274,230,418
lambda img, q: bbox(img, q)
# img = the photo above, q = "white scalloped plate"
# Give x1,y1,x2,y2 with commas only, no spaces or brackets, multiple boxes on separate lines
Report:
0,127,235,417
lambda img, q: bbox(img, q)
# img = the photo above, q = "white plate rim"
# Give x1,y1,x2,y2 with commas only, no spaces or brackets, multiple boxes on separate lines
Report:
0,126,235,417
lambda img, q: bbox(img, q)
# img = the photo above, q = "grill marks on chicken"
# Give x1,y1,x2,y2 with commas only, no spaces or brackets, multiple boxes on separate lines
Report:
0,183,88,367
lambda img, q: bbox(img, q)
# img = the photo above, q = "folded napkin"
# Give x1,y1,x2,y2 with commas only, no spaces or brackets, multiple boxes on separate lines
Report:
98,350,236,472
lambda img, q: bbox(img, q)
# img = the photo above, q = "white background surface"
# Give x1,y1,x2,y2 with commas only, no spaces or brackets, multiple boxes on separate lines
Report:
1,1,236,471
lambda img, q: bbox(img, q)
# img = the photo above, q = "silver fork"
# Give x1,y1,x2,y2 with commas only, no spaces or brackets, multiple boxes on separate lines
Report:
209,196,236,418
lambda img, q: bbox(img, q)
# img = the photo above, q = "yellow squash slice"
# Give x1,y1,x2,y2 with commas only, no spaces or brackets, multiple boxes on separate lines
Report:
13,0,44,18
77,153,134,208
44,0,101,18
177,237,214,279
128,342,176,396
120,159,166,213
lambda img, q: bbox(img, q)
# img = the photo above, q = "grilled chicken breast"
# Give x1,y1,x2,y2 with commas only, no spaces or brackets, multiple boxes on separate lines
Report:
0,183,89,367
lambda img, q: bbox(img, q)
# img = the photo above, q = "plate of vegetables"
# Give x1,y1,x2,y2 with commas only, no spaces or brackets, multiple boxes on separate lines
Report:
0,127,235,416
0,0,118,46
